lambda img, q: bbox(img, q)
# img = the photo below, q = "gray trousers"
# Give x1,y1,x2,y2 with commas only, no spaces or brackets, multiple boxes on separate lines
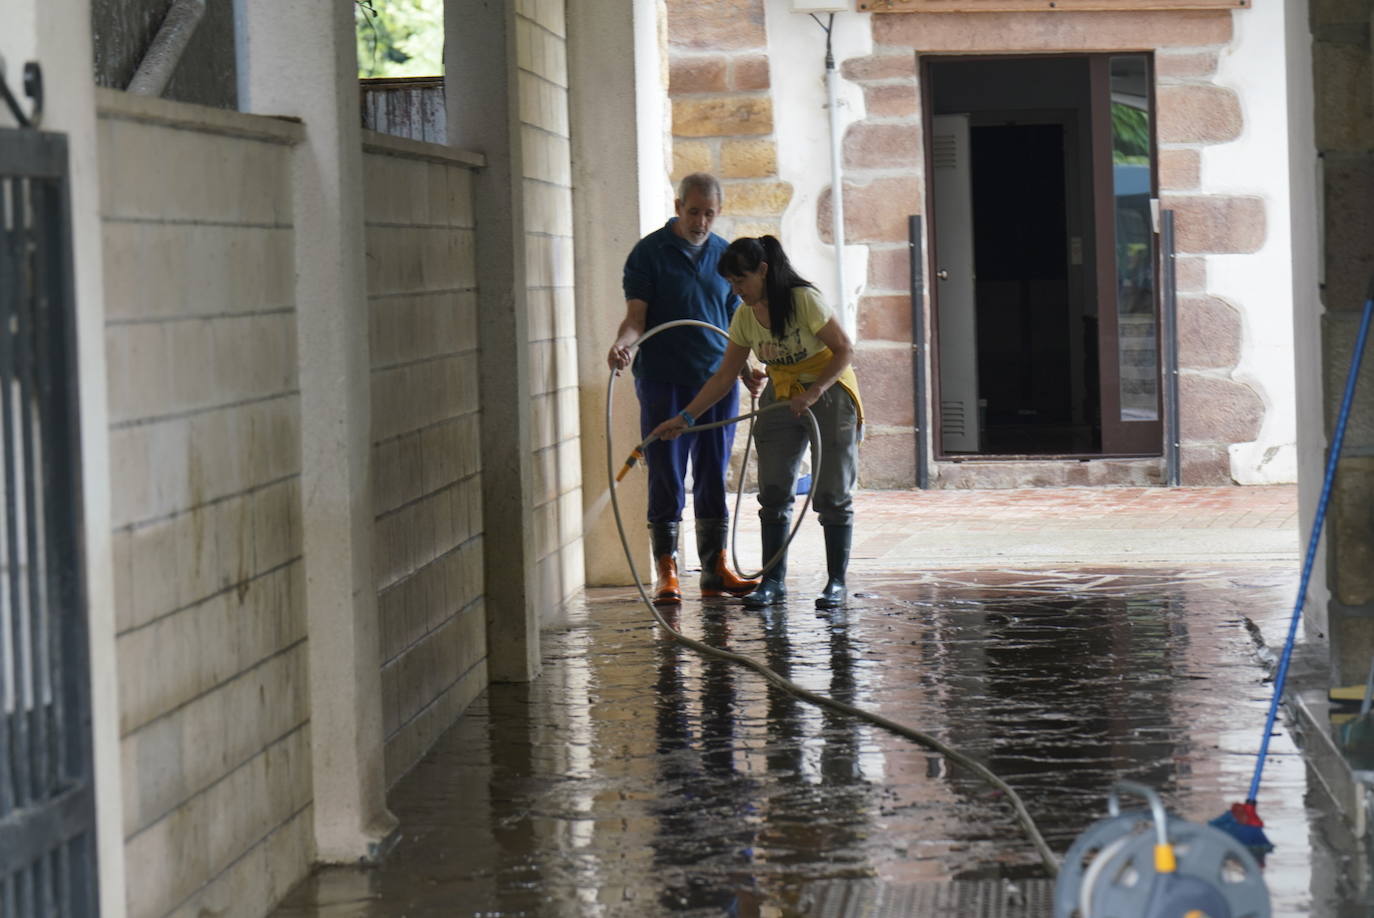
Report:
754,380,858,527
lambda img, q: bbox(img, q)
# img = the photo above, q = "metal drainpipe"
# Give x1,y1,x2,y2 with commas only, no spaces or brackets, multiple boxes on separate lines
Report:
128,0,208,97
824,35,849,337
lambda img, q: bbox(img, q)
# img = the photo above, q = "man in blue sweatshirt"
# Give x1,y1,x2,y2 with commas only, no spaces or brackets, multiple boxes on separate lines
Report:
607,173,760,605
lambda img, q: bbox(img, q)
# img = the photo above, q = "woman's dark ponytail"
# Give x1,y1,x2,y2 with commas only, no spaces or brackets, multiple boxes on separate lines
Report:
718,235,814,339
756,235,787,268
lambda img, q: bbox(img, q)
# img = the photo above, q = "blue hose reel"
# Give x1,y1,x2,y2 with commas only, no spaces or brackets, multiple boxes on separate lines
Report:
1053,782,1270,918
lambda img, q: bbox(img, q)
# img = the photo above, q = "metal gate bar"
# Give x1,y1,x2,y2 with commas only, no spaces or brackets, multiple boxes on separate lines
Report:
0,126,96,918
909,214,931,489
1160,210,1181,487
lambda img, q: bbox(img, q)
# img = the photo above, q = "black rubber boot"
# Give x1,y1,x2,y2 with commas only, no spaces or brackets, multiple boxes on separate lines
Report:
744,518,789,610
650,522,680,605
697,519,760,598
815,524,852,610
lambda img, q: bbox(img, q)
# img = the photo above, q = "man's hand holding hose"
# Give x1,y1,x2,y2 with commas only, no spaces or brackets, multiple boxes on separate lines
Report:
607,298,647,375
607,343,632,374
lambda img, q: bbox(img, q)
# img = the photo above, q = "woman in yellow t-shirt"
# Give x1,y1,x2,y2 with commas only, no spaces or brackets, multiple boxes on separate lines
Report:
651,236,863,610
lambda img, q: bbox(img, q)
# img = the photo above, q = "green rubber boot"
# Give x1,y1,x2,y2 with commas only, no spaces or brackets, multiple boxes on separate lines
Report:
744,518,789,610
815,524,851,610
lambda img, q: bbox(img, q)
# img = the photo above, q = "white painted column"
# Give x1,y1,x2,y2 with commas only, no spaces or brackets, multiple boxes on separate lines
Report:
234,0,397,862
568,0,668,586
768,2,871,337
0,2,126,913
1284,0,1326,639
445,0,542,681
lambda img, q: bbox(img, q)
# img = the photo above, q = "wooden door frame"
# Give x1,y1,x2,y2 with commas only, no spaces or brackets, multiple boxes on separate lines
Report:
1091,53,1163,456
921,51,1163,462
921,53,1084,458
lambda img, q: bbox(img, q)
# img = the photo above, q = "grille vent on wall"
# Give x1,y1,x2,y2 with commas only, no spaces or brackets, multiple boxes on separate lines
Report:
932,132,960,170
941,400,966,438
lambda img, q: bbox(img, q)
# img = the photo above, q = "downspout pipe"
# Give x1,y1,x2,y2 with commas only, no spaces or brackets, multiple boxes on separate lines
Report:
128,0,207,97
823,27,850,337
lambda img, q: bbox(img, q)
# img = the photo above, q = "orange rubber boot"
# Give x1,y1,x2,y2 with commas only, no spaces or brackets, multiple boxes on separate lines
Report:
697,519,759,598
653,554,681,605
650,522,682,605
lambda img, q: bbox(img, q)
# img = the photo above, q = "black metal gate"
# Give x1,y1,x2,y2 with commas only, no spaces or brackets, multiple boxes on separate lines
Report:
0,127,98,917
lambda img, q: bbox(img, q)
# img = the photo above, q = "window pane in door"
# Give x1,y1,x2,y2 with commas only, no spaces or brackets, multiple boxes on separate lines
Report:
1110,54,1158,422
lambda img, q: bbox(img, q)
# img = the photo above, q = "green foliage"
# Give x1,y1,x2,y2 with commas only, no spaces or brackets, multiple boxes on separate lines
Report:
356,0,445,78
1111,103,1150,166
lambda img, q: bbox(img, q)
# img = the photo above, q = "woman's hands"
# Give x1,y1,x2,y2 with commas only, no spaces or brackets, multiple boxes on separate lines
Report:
741,365,767,399
788,388,818,417
652,381,814,442
648,343,751,441
650,415,691,441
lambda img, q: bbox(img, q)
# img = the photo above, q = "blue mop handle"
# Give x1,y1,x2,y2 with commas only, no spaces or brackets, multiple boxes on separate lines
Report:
1248,286,1374,802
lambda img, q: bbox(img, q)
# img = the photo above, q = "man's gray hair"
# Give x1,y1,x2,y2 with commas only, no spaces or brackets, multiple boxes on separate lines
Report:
677,172,723,206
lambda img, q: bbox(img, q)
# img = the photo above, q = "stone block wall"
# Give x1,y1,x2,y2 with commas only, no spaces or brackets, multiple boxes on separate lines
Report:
362,134,487,785
830,48,923,488
1313,0,1374,684
518,0,586,614
664,4,1282,488
1154,34,1265,482
835,10,1264,486
97,91,311,918
666,0,792,238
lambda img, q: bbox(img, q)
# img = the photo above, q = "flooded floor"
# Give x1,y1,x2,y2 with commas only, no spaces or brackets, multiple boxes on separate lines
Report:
275,556,1362,916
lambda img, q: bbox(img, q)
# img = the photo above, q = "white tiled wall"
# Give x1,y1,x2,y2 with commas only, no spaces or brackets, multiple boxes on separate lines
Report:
98,93,310,918
518,0,585,614
362,137,487,784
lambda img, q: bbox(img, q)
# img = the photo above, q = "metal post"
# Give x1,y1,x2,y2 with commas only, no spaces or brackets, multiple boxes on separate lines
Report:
1161,209,1181,486
910,215,930,489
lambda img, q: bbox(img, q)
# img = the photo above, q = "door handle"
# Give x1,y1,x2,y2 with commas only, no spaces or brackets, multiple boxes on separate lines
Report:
936,269,950,280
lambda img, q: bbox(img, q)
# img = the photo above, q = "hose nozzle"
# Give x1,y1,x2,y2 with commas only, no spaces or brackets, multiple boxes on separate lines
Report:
615,447,644,482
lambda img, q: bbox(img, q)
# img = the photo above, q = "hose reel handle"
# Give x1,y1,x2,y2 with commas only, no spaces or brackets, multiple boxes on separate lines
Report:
1108,781,1171,852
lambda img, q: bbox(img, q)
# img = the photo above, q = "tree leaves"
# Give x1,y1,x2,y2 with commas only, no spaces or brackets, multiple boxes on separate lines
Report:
356,0,445,78
1111,103,1150,166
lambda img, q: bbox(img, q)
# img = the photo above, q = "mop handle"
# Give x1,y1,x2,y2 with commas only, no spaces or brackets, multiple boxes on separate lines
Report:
1248,286,1374,802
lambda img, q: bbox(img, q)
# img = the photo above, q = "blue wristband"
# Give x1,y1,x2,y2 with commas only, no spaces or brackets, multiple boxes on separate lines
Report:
678,409,696,427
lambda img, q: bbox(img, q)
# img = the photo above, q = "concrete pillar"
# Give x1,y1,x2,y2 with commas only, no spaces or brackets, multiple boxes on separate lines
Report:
0,2,126,912
445,0,541,681
1308,0,1374,686
568,0,669,586
1285,0,1325,643
233,0,397,862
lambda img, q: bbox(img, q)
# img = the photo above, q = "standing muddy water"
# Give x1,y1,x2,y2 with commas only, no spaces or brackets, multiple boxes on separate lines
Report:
275,489,1360,916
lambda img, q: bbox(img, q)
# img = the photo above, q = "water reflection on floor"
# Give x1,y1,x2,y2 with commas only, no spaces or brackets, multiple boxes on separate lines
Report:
275,567,1358,916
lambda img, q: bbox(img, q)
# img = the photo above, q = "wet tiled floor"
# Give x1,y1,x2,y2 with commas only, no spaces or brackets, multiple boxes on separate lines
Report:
276,486,1364,917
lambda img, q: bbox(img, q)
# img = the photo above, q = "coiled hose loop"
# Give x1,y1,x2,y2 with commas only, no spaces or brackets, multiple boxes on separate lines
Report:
605,318,1060,876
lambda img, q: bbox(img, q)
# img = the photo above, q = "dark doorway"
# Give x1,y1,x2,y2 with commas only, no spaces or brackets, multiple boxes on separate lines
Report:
969,123,1087,454
925,54,1161,460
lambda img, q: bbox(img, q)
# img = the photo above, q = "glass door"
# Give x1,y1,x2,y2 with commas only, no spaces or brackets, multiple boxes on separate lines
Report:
1091,54,1162,455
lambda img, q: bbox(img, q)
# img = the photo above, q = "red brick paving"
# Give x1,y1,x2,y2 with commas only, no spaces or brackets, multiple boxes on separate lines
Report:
704,485,1299,573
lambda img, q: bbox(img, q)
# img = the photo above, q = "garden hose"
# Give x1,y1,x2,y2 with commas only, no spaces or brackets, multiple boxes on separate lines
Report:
604,318,1060,877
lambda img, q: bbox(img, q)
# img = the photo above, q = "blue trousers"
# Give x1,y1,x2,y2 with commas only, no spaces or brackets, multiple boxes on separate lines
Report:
636,377,739,523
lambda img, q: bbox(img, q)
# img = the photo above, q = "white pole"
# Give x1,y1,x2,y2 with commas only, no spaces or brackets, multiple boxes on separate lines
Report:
825,50,850,337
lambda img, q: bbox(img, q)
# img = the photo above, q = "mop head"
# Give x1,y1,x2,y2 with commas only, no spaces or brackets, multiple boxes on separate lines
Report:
1210,801,1274,864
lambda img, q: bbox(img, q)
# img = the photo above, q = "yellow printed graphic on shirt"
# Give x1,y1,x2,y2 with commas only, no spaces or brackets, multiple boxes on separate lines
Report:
752,323,812,366
727,286,833,379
